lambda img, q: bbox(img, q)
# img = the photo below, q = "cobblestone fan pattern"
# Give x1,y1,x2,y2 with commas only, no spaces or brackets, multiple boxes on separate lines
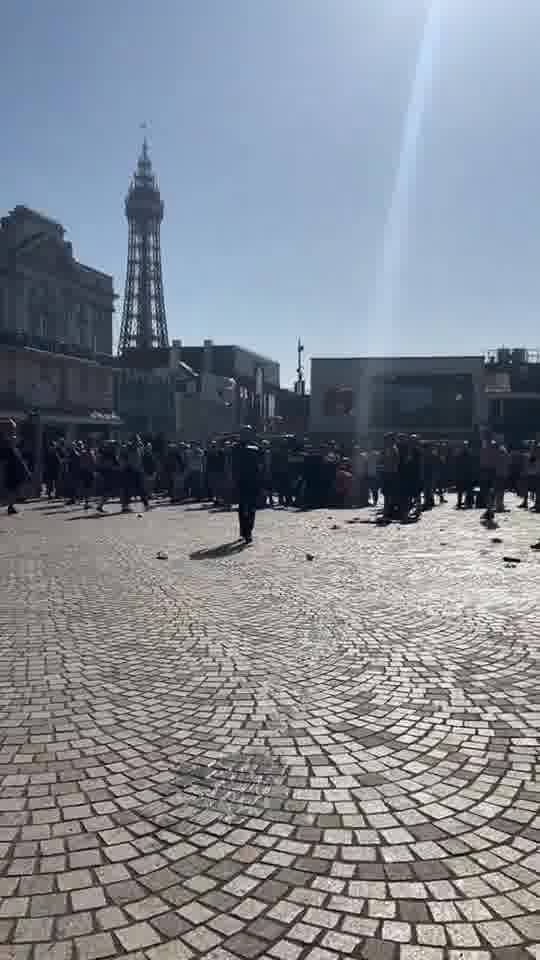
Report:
0,498,540,960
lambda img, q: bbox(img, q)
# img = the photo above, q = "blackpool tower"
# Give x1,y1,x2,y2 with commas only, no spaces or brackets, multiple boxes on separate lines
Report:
118,138,169,354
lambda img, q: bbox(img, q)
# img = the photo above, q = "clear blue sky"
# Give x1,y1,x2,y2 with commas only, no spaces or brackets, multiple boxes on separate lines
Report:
2,0,540,386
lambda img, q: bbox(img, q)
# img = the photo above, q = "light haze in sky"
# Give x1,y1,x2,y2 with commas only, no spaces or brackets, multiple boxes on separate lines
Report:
1,0,539,385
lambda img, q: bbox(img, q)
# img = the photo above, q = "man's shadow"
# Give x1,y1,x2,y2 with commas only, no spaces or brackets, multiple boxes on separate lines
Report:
190,540,247,560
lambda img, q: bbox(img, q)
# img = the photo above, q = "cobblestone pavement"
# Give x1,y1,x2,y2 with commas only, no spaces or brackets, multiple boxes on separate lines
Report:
1,497,540,960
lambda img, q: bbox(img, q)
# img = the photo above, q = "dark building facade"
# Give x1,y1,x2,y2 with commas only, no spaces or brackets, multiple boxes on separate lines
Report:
311,355,487,446
486,348,540,444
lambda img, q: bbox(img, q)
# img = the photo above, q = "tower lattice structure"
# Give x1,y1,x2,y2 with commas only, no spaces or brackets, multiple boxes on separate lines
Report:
118,139,169,354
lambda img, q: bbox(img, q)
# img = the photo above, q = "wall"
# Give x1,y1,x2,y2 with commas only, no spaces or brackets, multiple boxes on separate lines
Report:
176,373,236,443
114,366,176,438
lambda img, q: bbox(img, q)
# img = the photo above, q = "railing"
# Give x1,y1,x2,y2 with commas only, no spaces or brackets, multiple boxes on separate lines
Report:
0,329,116,364
485,348,540,365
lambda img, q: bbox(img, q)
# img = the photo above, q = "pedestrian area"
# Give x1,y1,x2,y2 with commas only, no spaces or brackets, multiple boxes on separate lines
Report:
0,499,540,960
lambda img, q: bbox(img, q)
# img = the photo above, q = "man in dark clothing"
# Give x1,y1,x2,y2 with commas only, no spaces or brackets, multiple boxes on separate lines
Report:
44,442,63,499
233,426,262,543
455,441,475,509
0,420,30,514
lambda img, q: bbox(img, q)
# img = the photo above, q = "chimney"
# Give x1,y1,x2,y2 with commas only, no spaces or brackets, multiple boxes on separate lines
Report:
169,339,182,369
203,339,213,374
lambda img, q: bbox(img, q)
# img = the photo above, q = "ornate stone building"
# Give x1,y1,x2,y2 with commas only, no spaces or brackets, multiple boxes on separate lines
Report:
0,206,119,438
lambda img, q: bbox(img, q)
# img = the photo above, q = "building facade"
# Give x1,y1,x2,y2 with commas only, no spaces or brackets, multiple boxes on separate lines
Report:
310,355,487,446
486,347,540,445
0,206,119,439
180,340,280,431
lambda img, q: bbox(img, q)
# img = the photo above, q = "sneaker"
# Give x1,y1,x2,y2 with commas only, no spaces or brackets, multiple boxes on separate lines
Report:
7,505,17,515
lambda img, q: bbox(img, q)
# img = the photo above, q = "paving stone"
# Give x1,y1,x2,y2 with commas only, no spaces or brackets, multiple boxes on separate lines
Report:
14,920,54,943
223,933,268,958
0,900,28,920
55,914,94,940
182,926,223,952
95,906,128,931
29,895,67,917
146,943,194,960
115,922,162,952
75,933,116,960
33,944,73,960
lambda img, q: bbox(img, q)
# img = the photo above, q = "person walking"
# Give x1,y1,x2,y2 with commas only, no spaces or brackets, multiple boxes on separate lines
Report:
79,442,96,510
233,426,262,544
142,442,157,503
455,440,475,509
0,420,30,515
120,437,149,513
367,449,380,506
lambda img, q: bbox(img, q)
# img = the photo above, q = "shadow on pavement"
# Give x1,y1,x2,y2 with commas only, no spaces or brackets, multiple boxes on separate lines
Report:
64,511,131,521
190,540,246,560
34,503,72,512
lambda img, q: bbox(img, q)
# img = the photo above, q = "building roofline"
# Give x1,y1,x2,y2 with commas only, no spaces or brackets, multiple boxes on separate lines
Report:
311,354,485,362
182,343,280,366
3,205,65,232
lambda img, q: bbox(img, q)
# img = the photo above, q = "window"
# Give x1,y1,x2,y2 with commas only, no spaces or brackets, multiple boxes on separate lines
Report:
77,304,89,347
265,393,276,419
324,388,354,416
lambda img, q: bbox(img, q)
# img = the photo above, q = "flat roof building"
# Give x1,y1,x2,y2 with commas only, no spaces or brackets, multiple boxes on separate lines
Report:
310,355,487,445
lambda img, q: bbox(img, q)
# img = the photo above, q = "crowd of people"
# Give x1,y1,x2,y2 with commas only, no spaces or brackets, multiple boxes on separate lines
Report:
2,417,540,540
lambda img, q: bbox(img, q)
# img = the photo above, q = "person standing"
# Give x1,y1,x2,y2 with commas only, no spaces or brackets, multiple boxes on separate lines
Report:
352,447,369,507
142,442,157,503
233,426,262,543
96,442,119,513
367,449,380,506
494,442,510,513
44,441,62,499
479,440,498,521
382,435,399,519
0,420,30,515
79,442,96,511
120,437,149,513
455,440,475,509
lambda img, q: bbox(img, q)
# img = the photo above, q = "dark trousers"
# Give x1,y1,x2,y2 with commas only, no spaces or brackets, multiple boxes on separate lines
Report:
479,469,495,514
369,480,379,506
121,468,148,508
456,479,474,508
238,496,257,540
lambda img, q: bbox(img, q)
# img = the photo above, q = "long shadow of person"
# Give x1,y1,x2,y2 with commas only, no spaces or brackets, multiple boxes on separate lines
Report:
189,540,247,560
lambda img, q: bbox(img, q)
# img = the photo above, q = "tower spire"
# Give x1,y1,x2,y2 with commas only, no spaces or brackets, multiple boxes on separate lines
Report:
118,135,169,355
